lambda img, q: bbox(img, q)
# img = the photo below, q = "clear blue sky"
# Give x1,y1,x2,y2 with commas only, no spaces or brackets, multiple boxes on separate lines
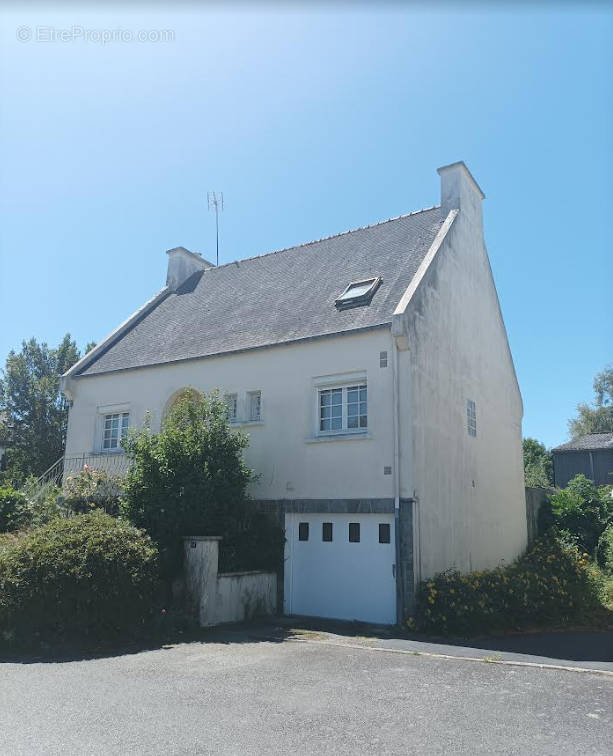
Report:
1,5,611,448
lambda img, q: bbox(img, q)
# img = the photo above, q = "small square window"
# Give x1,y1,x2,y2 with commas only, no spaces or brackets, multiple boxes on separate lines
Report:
467,399,477,437
248,391,262,422
349,522,360,542
379,523,391,544
322,522,333,542
298,522,309,541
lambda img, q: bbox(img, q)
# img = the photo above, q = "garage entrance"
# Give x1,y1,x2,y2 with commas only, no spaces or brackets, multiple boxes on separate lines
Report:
284,512,397,625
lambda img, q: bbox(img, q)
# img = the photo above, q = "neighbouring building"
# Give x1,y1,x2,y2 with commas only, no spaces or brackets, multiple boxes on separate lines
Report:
61,161,527,624
552,433,613,488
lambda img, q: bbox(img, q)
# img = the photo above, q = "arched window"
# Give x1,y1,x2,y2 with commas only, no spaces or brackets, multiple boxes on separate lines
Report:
162,387,202,424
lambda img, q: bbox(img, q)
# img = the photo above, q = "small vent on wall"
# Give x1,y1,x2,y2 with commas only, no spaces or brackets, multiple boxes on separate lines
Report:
380,351,388,368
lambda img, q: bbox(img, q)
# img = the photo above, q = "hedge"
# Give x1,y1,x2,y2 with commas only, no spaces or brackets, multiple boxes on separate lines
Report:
0,511,159,644
413,537,601,636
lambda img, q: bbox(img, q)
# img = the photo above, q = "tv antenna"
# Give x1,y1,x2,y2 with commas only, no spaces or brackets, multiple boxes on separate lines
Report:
207,191,224,266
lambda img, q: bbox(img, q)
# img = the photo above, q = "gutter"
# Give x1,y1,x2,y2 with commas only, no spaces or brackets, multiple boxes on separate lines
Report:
390,332,402,624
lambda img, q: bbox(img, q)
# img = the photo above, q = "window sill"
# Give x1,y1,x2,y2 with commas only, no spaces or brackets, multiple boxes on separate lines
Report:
90,449,127,456
231,420,264,428
305,432,371,444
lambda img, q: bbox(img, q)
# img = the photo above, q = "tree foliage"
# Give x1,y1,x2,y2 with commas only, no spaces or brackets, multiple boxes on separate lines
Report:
0,335,91,481
544,474,613,554
568,365,613,439
121,391,284,579
523,437,553,488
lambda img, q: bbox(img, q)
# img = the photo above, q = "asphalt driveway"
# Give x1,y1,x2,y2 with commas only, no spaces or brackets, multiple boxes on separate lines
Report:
1,626,611,755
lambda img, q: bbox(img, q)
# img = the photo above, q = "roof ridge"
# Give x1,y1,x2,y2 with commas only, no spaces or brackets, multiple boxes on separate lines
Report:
205,205,441,273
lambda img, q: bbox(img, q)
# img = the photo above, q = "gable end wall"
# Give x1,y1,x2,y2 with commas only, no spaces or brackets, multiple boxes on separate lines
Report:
403,211,527,579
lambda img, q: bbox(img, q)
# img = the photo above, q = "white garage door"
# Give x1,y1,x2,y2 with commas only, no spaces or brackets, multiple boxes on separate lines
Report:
284,512,397,625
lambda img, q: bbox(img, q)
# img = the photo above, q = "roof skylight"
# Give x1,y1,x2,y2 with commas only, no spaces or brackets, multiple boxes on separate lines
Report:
335,277,382,310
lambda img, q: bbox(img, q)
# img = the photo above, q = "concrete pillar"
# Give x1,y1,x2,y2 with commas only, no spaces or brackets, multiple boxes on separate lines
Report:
183,536,222,625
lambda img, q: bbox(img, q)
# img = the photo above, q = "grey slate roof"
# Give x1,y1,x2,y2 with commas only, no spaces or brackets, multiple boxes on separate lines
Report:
552,433,613,452
79,206,445,376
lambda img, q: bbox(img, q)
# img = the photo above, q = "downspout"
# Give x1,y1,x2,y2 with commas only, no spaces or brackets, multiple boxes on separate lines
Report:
391,332,401,624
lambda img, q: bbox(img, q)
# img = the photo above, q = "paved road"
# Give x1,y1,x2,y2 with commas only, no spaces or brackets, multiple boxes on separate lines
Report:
1,628,612,755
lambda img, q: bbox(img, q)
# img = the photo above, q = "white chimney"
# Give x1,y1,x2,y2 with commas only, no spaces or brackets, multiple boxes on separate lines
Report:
166,247,214,291
437,161,485,228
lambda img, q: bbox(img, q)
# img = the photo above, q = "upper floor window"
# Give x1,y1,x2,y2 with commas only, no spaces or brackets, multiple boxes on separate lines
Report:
103,412,129,450
226,394,238,424
248,391,262,422
319,384,367,434
467,399,477,437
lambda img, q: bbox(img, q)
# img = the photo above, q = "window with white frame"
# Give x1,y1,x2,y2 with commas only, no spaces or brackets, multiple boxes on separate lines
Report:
319,384,367,434
102,412,129,450
467,399,477,437
226,393,238,423
248,390,262,422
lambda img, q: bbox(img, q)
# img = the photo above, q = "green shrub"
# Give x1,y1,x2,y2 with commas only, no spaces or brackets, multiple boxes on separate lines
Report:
0,511,158,644
414,537,600,636
63,466,123,516
1,479,65,533
0,486,28,532
121,391,283,578
546,475,612,554
597,524,613,573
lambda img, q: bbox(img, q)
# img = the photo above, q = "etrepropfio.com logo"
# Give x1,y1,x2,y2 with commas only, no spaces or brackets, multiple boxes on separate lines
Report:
16,26,175,45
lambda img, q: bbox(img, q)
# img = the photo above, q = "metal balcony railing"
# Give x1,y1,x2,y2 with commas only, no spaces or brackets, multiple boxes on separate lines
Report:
38,452,131,487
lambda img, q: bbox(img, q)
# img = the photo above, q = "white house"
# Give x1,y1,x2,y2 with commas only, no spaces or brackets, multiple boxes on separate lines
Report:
61,161,527,625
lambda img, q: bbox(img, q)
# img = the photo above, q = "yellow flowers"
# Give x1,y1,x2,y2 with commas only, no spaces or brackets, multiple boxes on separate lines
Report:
413,536,598,636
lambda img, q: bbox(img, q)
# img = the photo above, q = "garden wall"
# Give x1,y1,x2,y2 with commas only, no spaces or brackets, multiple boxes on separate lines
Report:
183,536,277,627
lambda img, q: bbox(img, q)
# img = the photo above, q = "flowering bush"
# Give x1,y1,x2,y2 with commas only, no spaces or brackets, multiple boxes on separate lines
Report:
413,537,601,636
64,465,123,516
0,511,158,644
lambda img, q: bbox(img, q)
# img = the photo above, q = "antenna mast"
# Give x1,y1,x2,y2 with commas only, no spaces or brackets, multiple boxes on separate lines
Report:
207,191,224,266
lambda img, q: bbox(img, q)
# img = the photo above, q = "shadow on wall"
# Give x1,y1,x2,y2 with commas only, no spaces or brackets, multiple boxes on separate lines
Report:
525,486,555,546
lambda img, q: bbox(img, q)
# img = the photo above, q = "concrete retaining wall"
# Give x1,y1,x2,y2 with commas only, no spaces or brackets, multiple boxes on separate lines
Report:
183,536,277,627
